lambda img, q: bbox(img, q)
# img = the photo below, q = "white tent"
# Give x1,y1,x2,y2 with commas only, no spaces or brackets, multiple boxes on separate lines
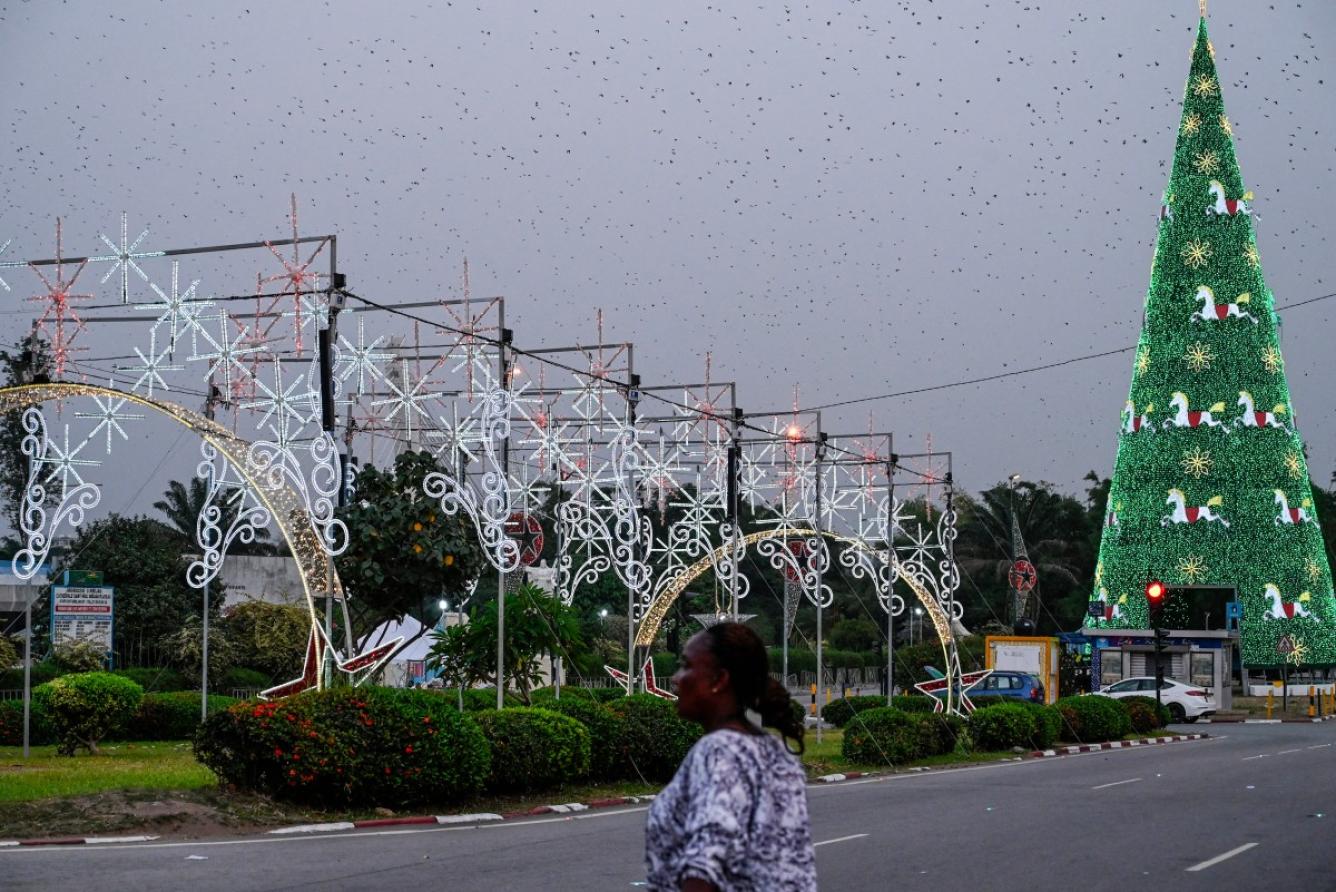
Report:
358,615,443,688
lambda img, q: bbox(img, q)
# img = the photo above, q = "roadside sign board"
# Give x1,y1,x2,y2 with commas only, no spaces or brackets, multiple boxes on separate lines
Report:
51,584,115,657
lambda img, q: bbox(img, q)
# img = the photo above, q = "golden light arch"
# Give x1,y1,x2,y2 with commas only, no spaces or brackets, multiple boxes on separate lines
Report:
634,527,953,661
0,383,343,634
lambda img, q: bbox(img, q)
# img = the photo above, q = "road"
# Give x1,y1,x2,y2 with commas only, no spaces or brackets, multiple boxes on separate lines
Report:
4,723,1333,890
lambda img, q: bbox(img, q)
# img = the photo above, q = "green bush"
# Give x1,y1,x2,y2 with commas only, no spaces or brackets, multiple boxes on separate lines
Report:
841,708,921,765
969,703,1036,751
822,695,887,728
0,661,65,690
917,713,966,757
607,693,703,781
542,697,625,780
1055,695,1132,743
1017,702,1062,748
1121,696,1170,734
455,687,524,711
588,687,626,703
474,707,591,791
222,667,272,691
127,692,238,740
193,687,490,807
891,695,939,714
33,672,143,755
0,697,54,746
113,667,191,693
649,652,678,679
529,686,597,704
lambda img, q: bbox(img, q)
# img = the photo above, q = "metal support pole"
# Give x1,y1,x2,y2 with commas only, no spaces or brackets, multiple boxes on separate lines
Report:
317,323,338,687
22,584,33,759
201,584,210,719
814,427,826,742
727,409,742,620
497,325,512,710
625,371,641,693
944,462,959,715
886,454,896,706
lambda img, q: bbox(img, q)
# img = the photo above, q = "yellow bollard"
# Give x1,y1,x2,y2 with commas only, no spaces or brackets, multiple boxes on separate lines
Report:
1309,686,1317,719
810,683,817,716
1267,684,1275,720
826,687,832,705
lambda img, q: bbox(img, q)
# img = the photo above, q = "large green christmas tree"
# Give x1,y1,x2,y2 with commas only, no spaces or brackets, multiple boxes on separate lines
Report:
1088,14,1335,667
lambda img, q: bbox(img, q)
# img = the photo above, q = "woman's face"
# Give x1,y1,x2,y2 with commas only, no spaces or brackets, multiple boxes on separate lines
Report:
672,633,724,722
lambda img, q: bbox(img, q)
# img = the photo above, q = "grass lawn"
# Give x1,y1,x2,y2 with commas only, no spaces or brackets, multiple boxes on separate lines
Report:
798,728,1021,777
0,741,217,804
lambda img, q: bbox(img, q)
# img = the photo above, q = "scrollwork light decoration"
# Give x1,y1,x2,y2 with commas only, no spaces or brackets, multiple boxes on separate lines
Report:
839,542,903,616
609,426,654,615
13,407,101,580
246,429,349,557
187,440,273,590
757,533,833,609
423,378,520,573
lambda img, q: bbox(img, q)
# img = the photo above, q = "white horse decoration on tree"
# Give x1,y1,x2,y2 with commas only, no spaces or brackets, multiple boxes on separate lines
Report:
1262,584,1312,620
1093,587,1127,623
1121,400,1154,434
1162,489,1229,528
1205,180,1252,217
1273,489,1314,525
1164,392,1228,431
1236,392,1289,431
1191,285,1258,324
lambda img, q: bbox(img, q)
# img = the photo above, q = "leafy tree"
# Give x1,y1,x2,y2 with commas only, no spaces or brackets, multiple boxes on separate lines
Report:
160,615,238,691
222,601,309,679
0,331,54,531
336,451,484,641
56,515,222,662
428,583,586,704
154,478,277,555
829,617,879,652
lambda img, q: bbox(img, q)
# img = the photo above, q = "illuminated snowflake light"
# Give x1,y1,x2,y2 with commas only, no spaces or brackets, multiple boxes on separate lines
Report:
1218,114,1232,136
1135,348,1151,374
0,238,14,291
1192,74,1218,97
1178,553,1208,584
192,313,261,404
370,359,435,441
92,212,162,304
1181,238,1213,269
1184,342,1215,372
258,194,328,357
124,328,184,398
27,219,94,377
75,390,145,454
1284,451,1304,480
336,317,392,395
1180,113,1202,136
40,424,100,493
1243,244,1261,269
243,356,317,447
1193,150,1220,175
136,261,205,351
1261,345,1283,374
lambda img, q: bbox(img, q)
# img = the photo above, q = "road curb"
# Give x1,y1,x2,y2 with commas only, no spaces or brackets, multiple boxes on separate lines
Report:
1029,733,1208,759
0,835,159,847
815,771,870,783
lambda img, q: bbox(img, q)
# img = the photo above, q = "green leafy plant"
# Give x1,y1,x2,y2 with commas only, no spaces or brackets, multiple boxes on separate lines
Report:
607,693,702,781
221,602,309,680
968,703,1036,751
52,639,108,672
1055,695,1132,743
33,672,144,755
112,667,191,692
1120,695,1170,734
541,697,625,780
474,707,591,791
129,692,238,741
193,688,490,807
841,708,921,765
0,698,54,746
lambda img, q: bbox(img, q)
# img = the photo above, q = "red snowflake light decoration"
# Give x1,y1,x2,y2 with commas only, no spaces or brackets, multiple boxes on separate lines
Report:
27,219,94,377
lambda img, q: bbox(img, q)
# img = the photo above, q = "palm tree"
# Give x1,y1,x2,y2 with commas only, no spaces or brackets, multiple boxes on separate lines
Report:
952,480,1094,632
154,478,278,555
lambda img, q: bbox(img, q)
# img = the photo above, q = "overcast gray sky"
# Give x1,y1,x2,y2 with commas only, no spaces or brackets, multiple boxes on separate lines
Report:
2,0,1333,525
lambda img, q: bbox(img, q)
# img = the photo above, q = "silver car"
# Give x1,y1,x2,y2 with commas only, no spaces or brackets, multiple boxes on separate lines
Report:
1094,676,1215,723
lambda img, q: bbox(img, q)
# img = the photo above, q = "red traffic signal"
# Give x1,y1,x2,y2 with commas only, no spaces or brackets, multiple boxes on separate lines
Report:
1145,580,1167,604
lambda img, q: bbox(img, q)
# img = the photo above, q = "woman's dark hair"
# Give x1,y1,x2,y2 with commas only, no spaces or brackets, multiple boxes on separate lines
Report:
701,621,805,753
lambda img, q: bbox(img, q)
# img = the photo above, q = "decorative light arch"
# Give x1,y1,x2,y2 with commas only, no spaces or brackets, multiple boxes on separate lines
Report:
0,383,378,692
633,526,954,673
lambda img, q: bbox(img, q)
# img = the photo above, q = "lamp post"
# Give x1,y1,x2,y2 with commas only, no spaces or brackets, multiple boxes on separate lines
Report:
913,606,924,645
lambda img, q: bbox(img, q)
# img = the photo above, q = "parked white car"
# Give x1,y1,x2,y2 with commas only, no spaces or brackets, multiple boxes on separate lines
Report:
1094,676,1215,723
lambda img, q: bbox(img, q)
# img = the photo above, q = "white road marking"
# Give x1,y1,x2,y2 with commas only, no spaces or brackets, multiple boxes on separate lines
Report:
1308,744,1332,750
1091,777,1142,790
814,833,868,847
1241,754,1268,761
1277,748,1303,755
1186,842,1258,872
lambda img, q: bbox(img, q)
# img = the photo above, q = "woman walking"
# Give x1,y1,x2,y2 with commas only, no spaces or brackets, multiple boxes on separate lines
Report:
644,622,817,891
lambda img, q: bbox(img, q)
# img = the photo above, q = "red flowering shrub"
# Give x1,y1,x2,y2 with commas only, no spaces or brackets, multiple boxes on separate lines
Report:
193,687,489,807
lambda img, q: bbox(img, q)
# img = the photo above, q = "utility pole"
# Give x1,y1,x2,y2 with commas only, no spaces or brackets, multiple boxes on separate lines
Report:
496,324,513,710
813,424,827,742
316,270,347,687
885,453,896,705
727,406,743,619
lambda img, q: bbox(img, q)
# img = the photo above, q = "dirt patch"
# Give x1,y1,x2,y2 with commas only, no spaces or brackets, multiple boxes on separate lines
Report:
0,789,314,841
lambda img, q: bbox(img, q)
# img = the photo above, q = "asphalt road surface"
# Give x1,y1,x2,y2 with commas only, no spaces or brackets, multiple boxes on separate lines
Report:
4,723,1333,891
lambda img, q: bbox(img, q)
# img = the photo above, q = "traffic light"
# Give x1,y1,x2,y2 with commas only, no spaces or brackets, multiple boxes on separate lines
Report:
1153,627,1171,648
1145,579,1167,627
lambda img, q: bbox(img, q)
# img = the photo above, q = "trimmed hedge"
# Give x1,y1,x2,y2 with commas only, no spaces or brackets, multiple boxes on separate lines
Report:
34,672,144,755
0,662,65,690
1121,696,1170,734
128,692,239,740
530,686,597,704
193,687,490,806
222,667,272,690
474,707,591,791
607,693,703,781
542,697,625,780
0,697,54,746
113,667,191,693
1055,695,1132,743
822,694,938,727
968,703,1036,751
841,708,922,765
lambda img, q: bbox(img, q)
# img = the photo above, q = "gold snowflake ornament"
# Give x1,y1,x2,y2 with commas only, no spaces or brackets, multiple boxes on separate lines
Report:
1261,345,1283,374
1178,554,1208,584
1243,243,1261,269
1135,348,1151,374
1192,74,1218,97
1184,342,1215,372
1193,150,1220,175
1285,451,1304,480
1181,113,1202,136
1287,637,1309,666
1182,238,1213,269
1307,559,1323,583
1218,114,1232,136
1181,446,1213,478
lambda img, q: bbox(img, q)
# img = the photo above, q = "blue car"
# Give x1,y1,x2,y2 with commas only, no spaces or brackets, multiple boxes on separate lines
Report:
968,670,1046,704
